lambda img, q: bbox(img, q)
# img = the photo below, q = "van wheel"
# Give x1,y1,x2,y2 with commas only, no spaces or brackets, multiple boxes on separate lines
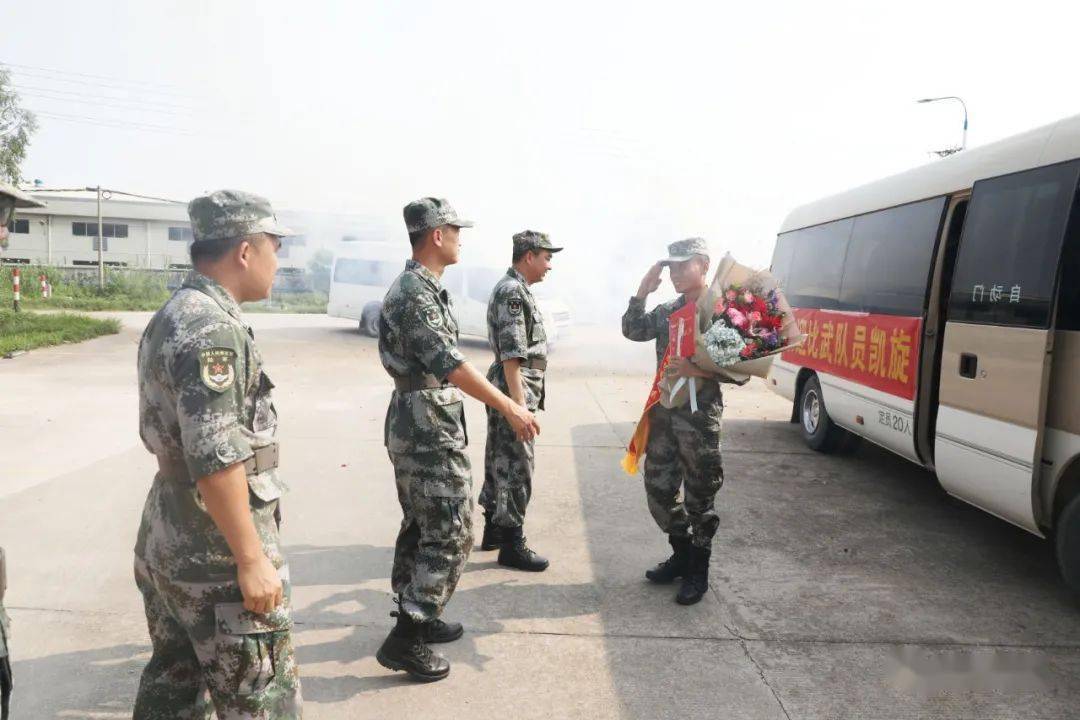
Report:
359,305,380,337
1056,492,1080,592
799,375,858,453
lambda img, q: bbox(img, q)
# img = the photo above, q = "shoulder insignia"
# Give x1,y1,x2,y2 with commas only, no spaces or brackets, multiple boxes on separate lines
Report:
199,347,237,393
507,298,523,316
420,303,444,330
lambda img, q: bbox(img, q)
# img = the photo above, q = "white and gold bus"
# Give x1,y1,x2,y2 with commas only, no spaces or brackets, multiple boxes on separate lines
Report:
768,114,1080,590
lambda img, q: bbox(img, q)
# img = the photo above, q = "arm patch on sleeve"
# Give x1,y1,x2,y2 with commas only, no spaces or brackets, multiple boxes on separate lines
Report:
507,298,523,316
421,303,444,330
199,348,238,393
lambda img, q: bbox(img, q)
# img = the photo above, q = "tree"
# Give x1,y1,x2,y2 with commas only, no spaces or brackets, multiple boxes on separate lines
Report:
307,249,334,292
0,68,37,185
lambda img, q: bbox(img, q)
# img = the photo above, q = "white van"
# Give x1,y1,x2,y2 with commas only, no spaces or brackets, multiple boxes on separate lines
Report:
328,244,572,345
767,112,1080,590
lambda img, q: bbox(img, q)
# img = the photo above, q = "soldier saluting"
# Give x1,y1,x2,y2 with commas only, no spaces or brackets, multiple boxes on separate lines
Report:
376,198,540,682
133,190,301,717
622,238,724,606
478,230,562,572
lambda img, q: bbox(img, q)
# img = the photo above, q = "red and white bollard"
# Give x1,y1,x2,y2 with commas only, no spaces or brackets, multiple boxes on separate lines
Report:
12,268,20,311
39,273,50,299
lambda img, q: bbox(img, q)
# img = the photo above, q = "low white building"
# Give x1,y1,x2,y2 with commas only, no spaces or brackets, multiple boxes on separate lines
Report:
4,188,309,270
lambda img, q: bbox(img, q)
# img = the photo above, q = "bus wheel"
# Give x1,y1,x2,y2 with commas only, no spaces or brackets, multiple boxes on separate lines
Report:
1056,492,1080,592
799,375,857,453
360,305,380,337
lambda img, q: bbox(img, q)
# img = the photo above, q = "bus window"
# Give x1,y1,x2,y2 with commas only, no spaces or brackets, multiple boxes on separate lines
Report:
770,233,796,289
782,217,853,309
949,161,1080,328
1056,200,1080,331
839,197,946,316
442,265,465,296
333,258,399,287
466,267,504,304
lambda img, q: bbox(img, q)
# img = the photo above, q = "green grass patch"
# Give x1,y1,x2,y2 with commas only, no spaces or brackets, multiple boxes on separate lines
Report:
243,291,328,314
0,309,121,355
0,265,326,313
0,265,171,311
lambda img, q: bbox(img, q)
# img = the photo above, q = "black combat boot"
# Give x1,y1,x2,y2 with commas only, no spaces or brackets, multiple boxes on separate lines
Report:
497,525,549,572
645,534,691,584
676,544,711,606
376,609,451,681
480,514,504,551
423,617,464,644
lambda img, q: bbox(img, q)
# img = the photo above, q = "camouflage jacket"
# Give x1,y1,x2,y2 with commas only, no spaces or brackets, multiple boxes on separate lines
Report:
486,267,546,411
0,546,8,659
379,259,468,453
622,294,721,404
135,271,286,581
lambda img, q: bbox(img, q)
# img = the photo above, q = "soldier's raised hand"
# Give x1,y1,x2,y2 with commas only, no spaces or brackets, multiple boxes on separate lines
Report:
636,262,664,299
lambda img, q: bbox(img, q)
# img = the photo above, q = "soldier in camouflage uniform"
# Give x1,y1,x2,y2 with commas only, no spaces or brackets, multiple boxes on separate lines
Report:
1,548,10,720
622,238,723,606
376,198,540,682
0,183,44,720
477,230,563,572
133,190,301,718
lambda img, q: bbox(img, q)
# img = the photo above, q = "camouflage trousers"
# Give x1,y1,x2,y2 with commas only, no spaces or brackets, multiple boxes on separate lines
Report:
643,399,724,549
389,448,474,622
1,601,10,720
132,558,302,720
479,409,535,528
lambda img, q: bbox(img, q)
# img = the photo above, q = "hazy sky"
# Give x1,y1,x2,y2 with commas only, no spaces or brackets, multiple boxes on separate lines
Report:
6,0,1080,314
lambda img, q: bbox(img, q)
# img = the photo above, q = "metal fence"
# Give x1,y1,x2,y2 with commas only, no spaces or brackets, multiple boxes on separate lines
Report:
2,263,314,293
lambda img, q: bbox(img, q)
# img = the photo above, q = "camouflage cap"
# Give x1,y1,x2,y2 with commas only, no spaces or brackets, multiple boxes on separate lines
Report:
661,237,709,264
188,189,293,243
513,230,563,255
403,197,474,234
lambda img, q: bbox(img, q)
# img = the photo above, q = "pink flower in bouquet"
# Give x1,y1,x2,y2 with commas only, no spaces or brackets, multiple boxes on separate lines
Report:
705,281,790,367
726,306,748,329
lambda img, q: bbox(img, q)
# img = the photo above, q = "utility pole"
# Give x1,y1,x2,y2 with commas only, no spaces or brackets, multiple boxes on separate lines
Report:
96,185,104,289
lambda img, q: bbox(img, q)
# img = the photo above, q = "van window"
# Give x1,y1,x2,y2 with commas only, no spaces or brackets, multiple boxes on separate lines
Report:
779,217,853,309
333,258,400,286
839,197,946,316
467,267,505,303
1056,205,1080,332
441,265,465,296
949,161,1080,328
769,233,796,289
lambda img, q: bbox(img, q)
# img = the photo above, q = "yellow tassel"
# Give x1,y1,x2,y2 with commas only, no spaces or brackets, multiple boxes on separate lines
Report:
621,452,639,476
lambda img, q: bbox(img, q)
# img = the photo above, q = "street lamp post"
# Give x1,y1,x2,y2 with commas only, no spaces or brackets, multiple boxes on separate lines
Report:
917,96,969,155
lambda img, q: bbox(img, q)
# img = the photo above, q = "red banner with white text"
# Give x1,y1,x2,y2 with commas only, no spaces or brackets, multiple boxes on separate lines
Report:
781,309,922,400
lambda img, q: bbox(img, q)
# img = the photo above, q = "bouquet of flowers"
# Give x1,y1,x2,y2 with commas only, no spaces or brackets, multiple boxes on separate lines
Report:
621,253,804,474
658,253,804,408
705,284,786,363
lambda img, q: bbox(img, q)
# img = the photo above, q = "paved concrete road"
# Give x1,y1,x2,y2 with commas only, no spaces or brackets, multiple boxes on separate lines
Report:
2,312,1079,719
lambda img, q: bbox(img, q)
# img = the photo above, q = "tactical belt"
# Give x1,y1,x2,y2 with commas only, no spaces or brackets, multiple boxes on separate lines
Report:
156,443,279,479
244,444,279,475
521,358,547,371
392,373,445,392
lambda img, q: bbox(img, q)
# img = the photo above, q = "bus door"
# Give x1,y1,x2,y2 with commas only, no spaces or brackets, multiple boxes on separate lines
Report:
934,160,1080,533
